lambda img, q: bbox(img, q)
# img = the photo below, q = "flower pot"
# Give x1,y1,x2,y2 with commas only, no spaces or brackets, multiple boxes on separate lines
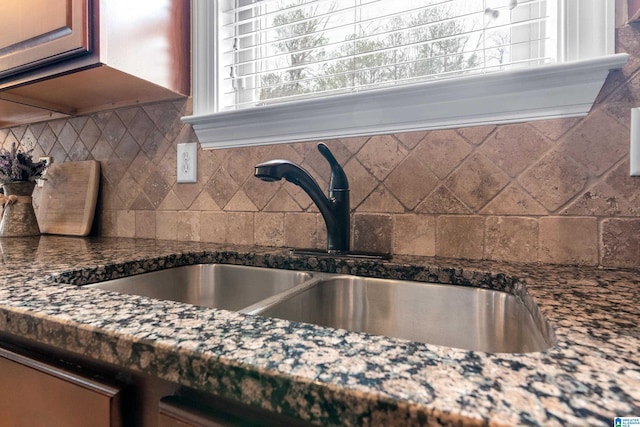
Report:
0,181,40,237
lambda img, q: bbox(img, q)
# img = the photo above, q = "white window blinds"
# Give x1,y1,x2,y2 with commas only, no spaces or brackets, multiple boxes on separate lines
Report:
219,0,555,111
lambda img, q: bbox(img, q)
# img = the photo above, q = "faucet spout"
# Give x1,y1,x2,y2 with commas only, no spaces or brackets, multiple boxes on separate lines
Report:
255,143,350,252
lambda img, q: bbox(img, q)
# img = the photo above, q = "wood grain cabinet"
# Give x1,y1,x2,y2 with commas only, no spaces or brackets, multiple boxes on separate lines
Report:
0,0,190,128
0,0,90,79
0,346,125,427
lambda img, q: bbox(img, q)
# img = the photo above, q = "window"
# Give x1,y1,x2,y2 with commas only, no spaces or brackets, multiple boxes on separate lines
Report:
183,0,628,149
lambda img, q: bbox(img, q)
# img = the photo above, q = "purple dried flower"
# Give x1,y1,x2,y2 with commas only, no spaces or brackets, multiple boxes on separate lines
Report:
0,143,48,183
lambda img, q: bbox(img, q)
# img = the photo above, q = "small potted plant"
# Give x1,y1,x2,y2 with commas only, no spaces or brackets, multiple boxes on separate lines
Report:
0,143,48,237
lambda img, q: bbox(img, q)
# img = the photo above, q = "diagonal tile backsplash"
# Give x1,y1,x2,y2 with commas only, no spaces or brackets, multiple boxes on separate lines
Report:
1,25,640,268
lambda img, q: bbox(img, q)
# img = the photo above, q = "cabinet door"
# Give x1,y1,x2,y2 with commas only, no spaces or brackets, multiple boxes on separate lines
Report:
0,0,91,78
0,346,123,427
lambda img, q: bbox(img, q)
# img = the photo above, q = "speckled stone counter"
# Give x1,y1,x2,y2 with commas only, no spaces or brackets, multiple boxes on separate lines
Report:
0,236,638,426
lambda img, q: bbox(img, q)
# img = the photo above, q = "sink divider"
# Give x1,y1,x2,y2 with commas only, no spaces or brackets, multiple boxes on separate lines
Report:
239,273,340,315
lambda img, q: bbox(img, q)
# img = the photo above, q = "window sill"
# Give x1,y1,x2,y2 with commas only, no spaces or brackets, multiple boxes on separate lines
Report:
183,53,629,150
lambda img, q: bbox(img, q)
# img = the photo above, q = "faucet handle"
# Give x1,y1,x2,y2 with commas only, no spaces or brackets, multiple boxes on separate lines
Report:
318,143,348,191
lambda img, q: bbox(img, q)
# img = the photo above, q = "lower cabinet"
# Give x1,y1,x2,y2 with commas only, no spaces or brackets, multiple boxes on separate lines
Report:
0,337,312,427
159,397,234,427
158,395,311,427
0,346,124,427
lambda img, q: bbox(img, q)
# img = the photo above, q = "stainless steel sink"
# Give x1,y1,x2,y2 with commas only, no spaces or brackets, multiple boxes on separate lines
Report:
253,276,552,353
84,264,314,312
83,264,552,353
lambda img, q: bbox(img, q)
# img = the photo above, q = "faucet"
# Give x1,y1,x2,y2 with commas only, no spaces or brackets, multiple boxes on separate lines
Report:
254,143,350,253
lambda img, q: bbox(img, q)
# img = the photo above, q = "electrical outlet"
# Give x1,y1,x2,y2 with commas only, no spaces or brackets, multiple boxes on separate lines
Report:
177,143,198,183
37,157,52,188
631,108,640,176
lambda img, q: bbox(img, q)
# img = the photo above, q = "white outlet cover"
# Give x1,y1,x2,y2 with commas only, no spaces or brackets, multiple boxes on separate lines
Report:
177,143,198,183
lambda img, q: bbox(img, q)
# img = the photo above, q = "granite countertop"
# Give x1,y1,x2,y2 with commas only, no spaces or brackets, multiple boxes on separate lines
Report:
0,236,638,426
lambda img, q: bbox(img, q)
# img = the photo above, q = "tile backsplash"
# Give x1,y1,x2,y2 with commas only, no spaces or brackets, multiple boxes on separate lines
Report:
2,24,639,268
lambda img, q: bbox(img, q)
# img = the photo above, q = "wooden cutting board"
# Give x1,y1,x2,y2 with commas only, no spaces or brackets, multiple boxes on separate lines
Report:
38,160,100,236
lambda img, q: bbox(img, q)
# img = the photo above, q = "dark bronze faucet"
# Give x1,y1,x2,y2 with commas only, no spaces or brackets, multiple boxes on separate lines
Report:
254,143,350,253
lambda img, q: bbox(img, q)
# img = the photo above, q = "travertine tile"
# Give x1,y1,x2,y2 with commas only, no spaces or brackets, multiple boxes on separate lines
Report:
393,215,435,256
243,175,280,210
156,211,178,240
226,212,254,245
340,136,369,153
141,128,171,162
601,218,640,267
343,158,378,207
436,216,484,259
117,172,143,209
91,137,114,162
128,152,152,185
415,130,471,179
143,102,182,140
130,193,154,210
200,212,226,243
485,217,538,263
99,179,125,211
205,168,240,209
416,185,470,214
225,190,258,212
481,183,547,215
353,214,393,254
126,110,154,146
357,184,404,213
28,122,48,140
539,217,598,265
97,210,117,237
560,109,628,176
395,131,426,149
116,210,136,238
177,211,200,241
174,183,203,209
142,171,171,209
197,145,225,183
115,106,139,128
481,124,550,177
356,135,408,180
254,212,284,247
518,150,589,211
385,154,439,209
225,147,262,185
284,213,318,249
263,187,302,212
190,191,220,211
456,125,495,145
157,142,178,185
38,125,57,155
604,161,640,211
102,114,126,149
445,153,510,211
135,211,156,239
561,181,637,216
68,140,90,162
529,118,581,141
58,122,78,153
102,158,129,187
158,190,186,210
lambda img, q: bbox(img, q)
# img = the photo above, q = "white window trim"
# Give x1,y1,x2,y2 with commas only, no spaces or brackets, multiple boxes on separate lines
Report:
183,0,629,150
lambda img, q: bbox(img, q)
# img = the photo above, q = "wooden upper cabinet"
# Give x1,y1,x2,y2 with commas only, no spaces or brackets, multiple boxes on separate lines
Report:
0,0,189,128
0,0,90,78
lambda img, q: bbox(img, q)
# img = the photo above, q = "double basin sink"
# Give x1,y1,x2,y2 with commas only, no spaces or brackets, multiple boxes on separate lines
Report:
84,264,552,353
